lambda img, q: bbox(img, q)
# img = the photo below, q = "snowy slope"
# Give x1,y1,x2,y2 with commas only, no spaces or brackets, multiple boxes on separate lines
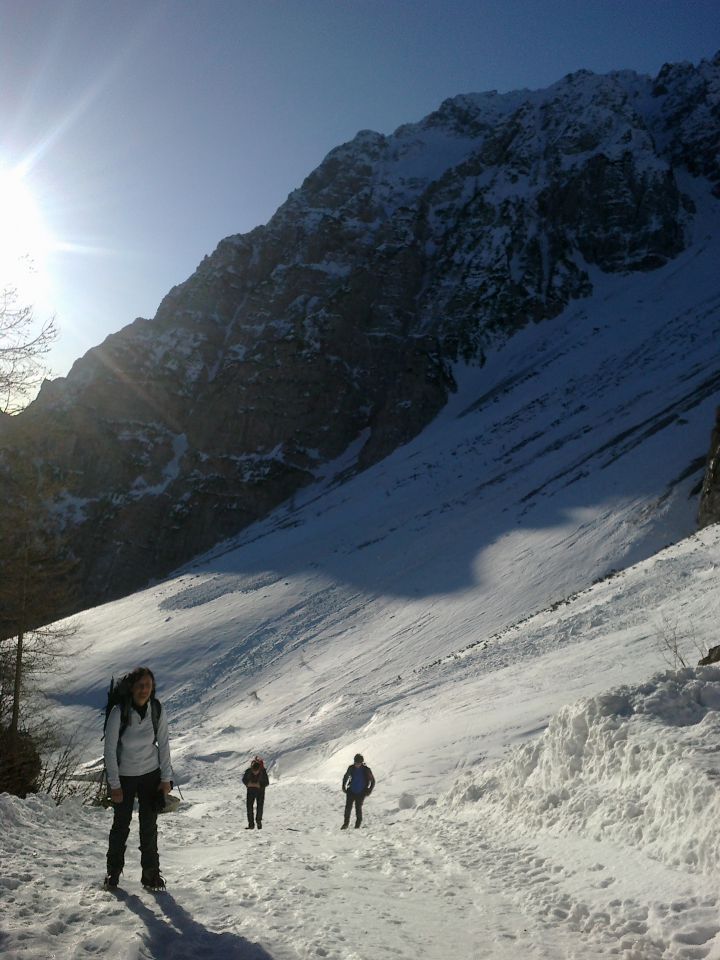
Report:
1,185,720,957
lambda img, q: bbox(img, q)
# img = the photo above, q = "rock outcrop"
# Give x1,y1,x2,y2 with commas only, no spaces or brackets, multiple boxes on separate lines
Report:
1,52,719,615
698,407,720,528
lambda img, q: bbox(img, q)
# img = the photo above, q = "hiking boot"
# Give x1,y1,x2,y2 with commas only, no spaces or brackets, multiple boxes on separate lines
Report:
341,823,348,830
104,872,120,890
257,822,262,829
141,869,166,891
245,824,255,830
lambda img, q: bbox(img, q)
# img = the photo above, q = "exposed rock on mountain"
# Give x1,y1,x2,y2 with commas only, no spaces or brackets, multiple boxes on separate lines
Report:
1,52,719,615
653,51,720,192
698,408,720,529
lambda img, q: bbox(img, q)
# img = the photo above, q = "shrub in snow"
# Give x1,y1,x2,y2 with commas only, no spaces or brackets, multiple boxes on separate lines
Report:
449,666,720,874
0,727,41,798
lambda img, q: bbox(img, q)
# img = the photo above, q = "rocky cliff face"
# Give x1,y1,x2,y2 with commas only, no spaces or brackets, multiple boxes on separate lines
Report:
2,52,719,614
699,408,720,528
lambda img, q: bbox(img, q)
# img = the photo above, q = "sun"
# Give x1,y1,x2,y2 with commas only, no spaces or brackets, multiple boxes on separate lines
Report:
0,165,54,306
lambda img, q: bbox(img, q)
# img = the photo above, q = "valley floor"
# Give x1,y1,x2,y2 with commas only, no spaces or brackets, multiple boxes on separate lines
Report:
2,779,718,960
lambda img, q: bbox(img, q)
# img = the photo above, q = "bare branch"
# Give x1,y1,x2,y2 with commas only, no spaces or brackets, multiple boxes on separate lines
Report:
0,285,58,413
654,615,690,670
36,726,96,804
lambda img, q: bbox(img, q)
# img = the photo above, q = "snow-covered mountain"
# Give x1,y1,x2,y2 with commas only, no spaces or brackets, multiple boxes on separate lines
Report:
2,53,720,956
2,52,719,614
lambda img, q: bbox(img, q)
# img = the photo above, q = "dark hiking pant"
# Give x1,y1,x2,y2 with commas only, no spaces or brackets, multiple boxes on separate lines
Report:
106,768,161,874
246,787,265,827
343,790,365,827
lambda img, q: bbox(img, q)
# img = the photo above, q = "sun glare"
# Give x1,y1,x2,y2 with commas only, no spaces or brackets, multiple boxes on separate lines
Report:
0,165,54,306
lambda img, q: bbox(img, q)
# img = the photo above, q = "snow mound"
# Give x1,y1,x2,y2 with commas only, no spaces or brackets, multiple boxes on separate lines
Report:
450,666,720,874
0,793,85,831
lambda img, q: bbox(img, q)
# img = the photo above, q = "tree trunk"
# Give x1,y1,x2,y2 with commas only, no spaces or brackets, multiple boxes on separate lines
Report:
10,631,23,735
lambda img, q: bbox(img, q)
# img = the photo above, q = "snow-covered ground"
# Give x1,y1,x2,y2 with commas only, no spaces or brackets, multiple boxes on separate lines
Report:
3,529,720,959
2,184,720,958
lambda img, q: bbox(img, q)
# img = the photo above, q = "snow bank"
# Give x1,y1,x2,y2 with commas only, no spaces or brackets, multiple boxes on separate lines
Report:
0,792,87,831
450,666,720,874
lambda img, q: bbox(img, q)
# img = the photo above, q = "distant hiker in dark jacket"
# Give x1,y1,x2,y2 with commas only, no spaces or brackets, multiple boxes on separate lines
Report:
242,756,269,829
103,666,173,891
341,753,375,829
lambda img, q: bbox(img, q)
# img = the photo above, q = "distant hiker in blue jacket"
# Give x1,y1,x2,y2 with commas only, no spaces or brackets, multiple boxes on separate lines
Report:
341,753,375,829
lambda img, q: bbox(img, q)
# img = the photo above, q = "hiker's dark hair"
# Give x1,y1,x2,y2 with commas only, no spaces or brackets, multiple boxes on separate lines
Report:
126,666,156,696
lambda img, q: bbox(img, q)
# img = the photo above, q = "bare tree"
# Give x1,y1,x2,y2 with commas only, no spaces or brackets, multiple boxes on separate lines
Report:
0,284,57,413
654,614,708,671
655,615,690,670
36,726,97,804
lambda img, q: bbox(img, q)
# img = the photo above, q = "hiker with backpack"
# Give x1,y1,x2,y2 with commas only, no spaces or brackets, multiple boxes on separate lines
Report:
341,753,375,829
242,756,269,829
103,667,173,891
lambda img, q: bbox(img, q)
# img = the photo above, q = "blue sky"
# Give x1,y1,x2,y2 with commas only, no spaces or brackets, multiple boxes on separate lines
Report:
1,0,717,379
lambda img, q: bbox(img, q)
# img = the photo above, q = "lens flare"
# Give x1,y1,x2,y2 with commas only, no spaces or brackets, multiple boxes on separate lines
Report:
0,164,54,304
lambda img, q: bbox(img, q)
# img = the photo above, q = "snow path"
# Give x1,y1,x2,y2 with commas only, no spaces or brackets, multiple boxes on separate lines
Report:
3,779,719,960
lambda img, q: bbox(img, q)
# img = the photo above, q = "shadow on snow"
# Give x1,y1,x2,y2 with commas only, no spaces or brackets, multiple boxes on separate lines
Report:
116,889,275,959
